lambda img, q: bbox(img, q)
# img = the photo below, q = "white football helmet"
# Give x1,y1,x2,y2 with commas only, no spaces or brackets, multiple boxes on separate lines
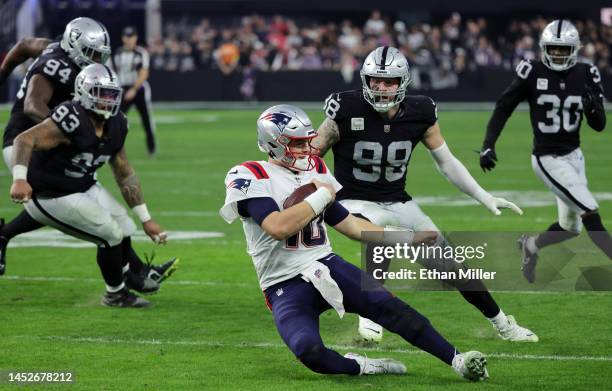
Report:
60,17,111,68
74,64,123,119
257,104,318,171
539,19,581,71
360,46,411,112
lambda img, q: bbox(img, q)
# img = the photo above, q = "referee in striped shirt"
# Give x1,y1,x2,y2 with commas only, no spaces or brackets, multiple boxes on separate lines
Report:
112,26,156,155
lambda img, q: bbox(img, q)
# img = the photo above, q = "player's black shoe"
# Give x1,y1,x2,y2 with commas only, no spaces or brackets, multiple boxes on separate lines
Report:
124,269,160,295
518,235,538,283
0,218,7,276
101,288,151,308
146,257,179,283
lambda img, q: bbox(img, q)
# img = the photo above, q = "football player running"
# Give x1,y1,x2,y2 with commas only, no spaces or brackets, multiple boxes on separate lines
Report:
479,20,609,282
9,64,169,307
313,46,537,343
220,104,489,380
0,18,177,288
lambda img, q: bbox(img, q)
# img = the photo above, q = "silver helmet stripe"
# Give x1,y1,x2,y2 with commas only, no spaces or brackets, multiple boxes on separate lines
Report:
556,19,563,39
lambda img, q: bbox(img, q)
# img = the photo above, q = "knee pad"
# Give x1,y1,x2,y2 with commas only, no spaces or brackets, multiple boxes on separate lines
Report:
101,220,124,247
560,214,583,234
378,298,429,338
118,215,137,238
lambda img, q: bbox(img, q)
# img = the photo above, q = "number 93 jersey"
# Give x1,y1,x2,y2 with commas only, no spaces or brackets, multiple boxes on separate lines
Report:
500,59,603,156
324,90,437,202
4,42,80,148
220,159,342,290
28,100,128,197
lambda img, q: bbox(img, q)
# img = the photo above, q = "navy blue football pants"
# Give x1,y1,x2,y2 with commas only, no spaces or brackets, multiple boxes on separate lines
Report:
264,254,457,375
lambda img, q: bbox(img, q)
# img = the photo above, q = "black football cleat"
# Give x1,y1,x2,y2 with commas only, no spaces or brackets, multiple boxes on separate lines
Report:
101,288,151,308
146,257,179,283
124,269,160,295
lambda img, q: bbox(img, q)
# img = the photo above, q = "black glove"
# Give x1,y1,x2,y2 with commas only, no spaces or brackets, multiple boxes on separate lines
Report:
479,147,497,172
582,83,602,116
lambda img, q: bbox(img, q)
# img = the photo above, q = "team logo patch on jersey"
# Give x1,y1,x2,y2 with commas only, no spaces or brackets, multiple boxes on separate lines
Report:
351,117,364,131
537,78,548,90
227,178,251,195
384,124,391,133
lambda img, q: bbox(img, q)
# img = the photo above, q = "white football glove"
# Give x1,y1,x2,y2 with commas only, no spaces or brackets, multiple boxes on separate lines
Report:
481,195,523,216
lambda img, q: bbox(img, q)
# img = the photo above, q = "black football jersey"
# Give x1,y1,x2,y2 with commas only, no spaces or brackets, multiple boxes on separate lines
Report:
488,60,604,156
324,90,438,202
3,42,80,148
28,101,128,197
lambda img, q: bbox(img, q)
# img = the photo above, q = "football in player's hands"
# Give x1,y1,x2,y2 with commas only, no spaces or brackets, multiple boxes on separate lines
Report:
283,183,318,209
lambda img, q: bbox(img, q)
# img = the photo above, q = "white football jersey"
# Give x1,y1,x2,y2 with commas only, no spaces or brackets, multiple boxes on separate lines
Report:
220,159,342,290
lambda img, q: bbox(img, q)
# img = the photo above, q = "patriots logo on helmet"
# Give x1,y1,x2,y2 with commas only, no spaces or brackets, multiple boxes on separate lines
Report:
261,112,292,132
227,178,251,195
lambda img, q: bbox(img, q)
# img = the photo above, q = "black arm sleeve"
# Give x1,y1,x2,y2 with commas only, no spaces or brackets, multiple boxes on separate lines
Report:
237,197,280,225
483,77,529,149
323,201,350,226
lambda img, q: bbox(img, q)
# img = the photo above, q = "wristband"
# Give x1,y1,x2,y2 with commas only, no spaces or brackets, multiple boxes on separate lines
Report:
12,164,28,181
304,187,332,215
383,225,415,246
132,204,152,223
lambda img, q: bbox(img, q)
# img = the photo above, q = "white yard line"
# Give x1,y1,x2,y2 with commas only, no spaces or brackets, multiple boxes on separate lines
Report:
20,335,612,363
1,275,251,288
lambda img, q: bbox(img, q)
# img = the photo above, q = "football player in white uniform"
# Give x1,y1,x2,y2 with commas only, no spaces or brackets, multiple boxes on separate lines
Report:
220,104,489,380
480,20,610,282
313,46,537,343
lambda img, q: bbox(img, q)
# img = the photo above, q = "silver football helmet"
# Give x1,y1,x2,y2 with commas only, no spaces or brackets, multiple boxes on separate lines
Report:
60,17,111,68
539,20,581,71
360,46,411,112
74,64,122,119
257,104,318,171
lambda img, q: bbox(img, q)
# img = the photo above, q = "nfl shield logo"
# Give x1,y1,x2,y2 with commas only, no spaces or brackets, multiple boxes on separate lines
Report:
384,124,391,133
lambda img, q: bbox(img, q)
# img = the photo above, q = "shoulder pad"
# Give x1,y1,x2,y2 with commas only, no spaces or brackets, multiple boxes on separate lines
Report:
228,161,270,180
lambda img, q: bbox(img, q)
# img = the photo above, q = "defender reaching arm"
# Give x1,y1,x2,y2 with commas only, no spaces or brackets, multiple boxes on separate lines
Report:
422,122,523,216
109,147,167,244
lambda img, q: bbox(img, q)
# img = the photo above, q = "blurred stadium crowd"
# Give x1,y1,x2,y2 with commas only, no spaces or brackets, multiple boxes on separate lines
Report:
149,10,612,82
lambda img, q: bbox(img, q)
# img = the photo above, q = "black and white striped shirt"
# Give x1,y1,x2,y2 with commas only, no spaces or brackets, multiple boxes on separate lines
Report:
112,46,150,87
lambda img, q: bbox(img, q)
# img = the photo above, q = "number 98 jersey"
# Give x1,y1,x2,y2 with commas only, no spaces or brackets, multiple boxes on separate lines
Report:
28,100,128,197
4,43,80,148
497,59,603,156
324,90,437,202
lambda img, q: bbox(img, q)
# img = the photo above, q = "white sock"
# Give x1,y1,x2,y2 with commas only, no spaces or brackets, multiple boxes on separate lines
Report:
488,309,509,329
526,236,538,253
106,282,125,293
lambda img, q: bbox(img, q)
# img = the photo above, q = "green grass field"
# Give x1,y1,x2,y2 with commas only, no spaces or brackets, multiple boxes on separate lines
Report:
1,107,611,390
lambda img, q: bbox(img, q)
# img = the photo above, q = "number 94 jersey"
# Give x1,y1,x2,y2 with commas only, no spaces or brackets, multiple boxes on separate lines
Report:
324,90,437,202
4,43,80,148
499,59,603,156
28,100,128,197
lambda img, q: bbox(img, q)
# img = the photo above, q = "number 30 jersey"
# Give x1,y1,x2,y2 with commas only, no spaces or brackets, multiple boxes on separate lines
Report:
220,159,342,290
28,101,128,197
4,42,80,148
486,59,604,156
324,90,438,203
